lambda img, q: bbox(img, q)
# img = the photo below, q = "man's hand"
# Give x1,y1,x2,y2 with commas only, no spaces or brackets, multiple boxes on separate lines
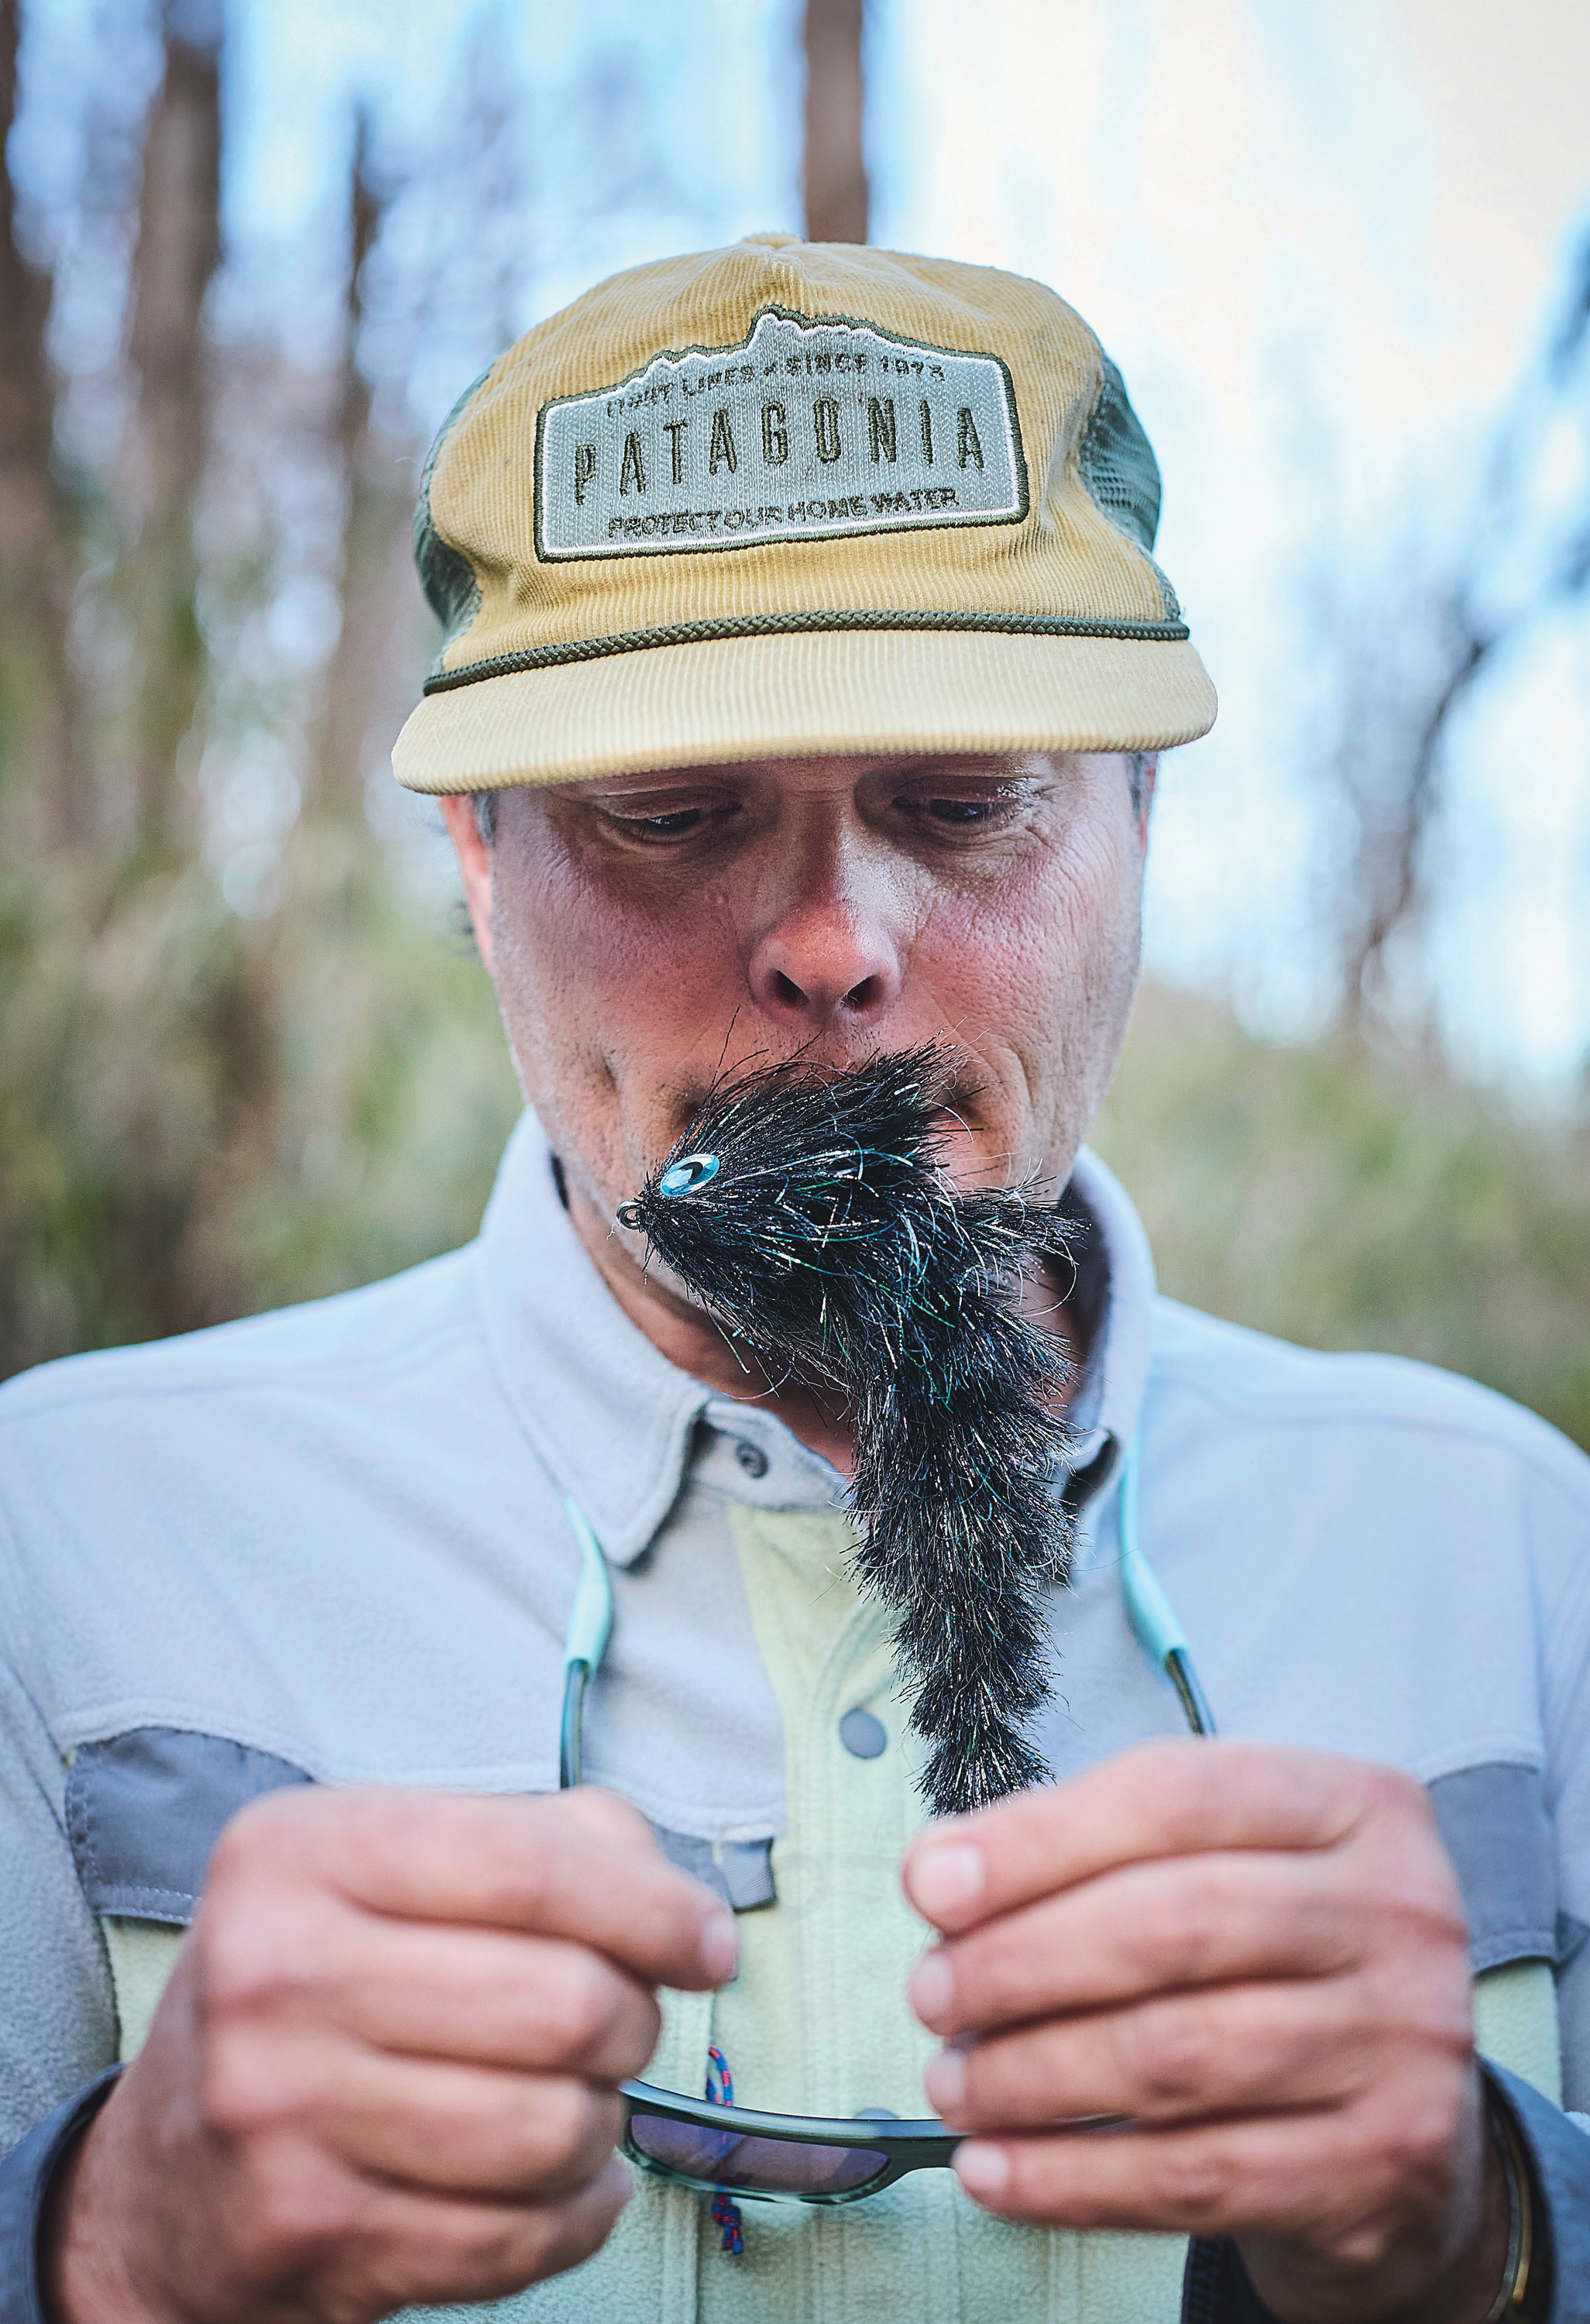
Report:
902,1741,1512,2324
46,1786,737,2324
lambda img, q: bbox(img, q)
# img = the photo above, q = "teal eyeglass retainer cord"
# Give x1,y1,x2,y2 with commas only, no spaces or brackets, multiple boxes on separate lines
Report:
557,1434,1214,1788
1115,1433,1216,1738
558,1494,616,1789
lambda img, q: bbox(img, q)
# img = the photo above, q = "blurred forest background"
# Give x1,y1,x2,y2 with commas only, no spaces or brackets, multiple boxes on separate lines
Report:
2,0,1588,1448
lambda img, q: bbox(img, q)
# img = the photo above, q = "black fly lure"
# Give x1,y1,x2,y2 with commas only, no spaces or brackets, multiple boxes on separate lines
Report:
617,1043,1078,1817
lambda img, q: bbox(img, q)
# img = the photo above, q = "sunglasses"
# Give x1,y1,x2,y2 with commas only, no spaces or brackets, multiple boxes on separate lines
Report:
558,1504,963,2208
619,2076,961,2205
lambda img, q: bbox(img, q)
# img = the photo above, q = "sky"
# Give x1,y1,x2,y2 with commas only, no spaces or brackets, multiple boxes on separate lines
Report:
868,0,1590,1085
15,0,1590,1091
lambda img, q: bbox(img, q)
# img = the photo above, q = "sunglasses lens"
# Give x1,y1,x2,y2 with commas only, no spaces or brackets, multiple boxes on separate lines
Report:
627,2113,888,2197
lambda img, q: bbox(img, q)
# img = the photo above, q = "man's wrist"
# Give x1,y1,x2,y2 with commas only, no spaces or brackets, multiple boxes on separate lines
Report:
1229,2081,1513,2324
1420,2096,1537,2324
39,2081,168,2324
0,2070,121,2324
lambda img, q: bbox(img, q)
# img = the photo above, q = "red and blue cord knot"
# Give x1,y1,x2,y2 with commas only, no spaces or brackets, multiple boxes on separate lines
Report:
704,2044,744,2254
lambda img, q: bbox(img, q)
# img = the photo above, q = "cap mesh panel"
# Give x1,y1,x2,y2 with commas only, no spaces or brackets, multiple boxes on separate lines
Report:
1076,356,1162,552
414,366,491,663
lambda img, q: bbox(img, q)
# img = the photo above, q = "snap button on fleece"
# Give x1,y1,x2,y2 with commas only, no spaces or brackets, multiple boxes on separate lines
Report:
839,1708,887,1759
735,1441,769,1479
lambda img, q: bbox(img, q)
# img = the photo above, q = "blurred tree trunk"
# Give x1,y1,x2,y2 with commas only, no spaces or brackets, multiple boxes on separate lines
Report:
1338,615,1485,1026
310,118,408,823
120,19,221,865
1336,229,1590,1026
0,0,81,848
803,0,867,243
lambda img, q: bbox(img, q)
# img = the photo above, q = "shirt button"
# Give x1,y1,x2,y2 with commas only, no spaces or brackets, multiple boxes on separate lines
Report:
735,1440,770,1479
839,1707,887,1758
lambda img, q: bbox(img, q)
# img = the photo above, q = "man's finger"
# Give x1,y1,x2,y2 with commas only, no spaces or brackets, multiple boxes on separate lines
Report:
908,1848,1378,2033
212,1785,738,1991
902,1743,1413,1934
344,2152,636,2309
307,2054,626,2199
922,1972,1427,2129
205,2020,627,2202
945,2085,1474,2240
304,1920,662,2081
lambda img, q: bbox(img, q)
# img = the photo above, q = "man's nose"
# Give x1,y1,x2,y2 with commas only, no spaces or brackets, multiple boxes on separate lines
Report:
746,892,905,1031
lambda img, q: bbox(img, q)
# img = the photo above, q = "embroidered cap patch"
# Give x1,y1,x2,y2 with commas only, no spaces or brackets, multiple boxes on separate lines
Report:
534,307,1029,561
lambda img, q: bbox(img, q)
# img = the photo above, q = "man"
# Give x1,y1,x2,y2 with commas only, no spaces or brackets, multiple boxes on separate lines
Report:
2,235,1587,2324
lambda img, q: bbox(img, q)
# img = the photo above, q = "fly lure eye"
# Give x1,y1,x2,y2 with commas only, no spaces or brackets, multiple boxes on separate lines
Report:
658,1153,720,1198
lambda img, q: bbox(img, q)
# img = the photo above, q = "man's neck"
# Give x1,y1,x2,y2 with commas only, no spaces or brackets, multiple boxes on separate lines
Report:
563,1174,1080,1480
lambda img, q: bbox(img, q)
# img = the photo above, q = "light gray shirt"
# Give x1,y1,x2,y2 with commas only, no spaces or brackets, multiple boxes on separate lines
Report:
3,1111,1590,2149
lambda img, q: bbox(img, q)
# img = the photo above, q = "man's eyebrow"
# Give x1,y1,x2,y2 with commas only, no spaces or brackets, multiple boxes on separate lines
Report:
574,769,745,800
881,759,1046,784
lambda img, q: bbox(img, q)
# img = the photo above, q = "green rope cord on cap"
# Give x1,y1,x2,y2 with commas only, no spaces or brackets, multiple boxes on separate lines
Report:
421,605,1191,695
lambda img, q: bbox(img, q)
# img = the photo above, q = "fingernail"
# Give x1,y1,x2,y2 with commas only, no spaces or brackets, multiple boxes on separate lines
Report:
699,1910,740,1983
923,2047,965,2112
908,1946,954,2024
953,2141,1010,2201
911,1841,984,1922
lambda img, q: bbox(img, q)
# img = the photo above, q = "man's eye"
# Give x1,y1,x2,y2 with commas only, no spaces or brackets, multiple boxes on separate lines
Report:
896,792,1015,827
607,805,714,840
635,809,702,835
926,797,995,823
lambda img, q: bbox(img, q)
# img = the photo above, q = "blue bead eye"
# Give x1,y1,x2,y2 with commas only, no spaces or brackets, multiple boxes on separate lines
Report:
658,1152,720,1198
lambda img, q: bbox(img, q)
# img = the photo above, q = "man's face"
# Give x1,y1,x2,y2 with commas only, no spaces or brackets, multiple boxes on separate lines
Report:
441,751,1152,1230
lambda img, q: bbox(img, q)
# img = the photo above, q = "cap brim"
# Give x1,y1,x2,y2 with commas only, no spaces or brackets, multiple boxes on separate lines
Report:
392,627,1216,793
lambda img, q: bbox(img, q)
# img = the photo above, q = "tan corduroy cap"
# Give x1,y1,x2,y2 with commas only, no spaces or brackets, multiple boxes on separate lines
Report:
392,234,1215,793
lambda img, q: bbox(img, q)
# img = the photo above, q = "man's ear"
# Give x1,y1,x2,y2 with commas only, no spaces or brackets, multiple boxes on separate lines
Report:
438,795,494,974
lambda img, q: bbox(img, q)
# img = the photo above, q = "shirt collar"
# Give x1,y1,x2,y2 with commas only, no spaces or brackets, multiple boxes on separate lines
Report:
472,1114,709,1566
472,1114,1157,1561
1059,1145,1158,1505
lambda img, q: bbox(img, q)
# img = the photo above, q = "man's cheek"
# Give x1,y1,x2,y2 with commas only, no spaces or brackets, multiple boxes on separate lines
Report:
922,909,1080,1063
504,878,732,1056
495,921,747,1192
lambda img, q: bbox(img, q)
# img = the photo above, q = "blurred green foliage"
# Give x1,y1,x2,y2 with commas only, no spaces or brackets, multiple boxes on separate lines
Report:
0,834,521,1373
0,9,520,1380
1092,985,1590,1452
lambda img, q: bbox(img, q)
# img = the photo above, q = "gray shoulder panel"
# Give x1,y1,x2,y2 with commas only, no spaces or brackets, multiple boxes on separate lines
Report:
65,1728,312,1926
64,1729,778,1929
650,1826,777,1913
1427,1761,1577,1973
